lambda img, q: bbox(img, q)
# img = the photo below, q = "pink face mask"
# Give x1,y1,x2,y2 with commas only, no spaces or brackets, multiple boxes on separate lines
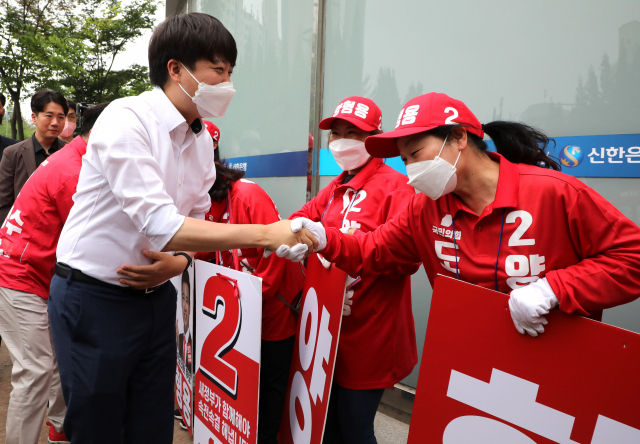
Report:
60,120,76,138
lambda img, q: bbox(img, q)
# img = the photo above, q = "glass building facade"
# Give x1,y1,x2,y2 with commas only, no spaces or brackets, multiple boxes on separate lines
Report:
167,0,640,388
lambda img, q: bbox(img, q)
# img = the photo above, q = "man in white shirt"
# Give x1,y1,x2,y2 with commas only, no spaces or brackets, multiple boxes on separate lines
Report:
48,13,318,444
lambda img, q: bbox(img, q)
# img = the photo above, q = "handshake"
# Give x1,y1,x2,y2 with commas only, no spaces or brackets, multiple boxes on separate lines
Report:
263,218,328,262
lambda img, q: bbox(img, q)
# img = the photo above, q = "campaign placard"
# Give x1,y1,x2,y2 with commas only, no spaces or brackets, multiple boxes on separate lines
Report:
171,261,195,435
408,275,640,444
279,253,347,444
193,260,262,444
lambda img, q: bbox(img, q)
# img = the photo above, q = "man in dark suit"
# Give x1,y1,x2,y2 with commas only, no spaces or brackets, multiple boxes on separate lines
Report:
0,93,18,158
0,89,68,222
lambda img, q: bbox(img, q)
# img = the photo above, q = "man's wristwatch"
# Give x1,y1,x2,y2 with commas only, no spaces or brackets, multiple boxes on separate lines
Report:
174,252,192,272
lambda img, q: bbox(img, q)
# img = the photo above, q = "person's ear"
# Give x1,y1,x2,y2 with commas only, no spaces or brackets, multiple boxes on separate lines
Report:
167,59,183,84
450,127,468,152
32,112,37,126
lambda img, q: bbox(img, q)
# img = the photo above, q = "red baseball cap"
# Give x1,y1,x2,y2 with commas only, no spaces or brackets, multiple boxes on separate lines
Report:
204,120,220,142
319,96,382,132
365,93,484,158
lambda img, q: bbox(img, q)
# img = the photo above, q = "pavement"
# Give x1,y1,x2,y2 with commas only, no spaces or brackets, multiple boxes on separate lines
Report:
0,342,409,443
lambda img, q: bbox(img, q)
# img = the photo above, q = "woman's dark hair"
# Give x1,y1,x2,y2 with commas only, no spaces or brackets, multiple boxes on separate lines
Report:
148,13,237,87
427,121,560,170
209,161,245,202
80,103,110,135
31,89,69,115
0,92,6,107
66,98,77,115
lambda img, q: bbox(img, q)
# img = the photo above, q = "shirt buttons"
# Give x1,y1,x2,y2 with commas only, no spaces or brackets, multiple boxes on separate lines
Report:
477,226,482,232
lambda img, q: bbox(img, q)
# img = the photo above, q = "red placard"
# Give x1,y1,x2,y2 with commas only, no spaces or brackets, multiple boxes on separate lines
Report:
279,253,347,444
408,275,640,444
193,261,262,444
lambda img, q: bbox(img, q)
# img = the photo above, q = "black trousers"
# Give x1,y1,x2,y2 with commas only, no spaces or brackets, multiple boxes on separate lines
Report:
48,274,176,444
322,383,385,444
258,335,296,444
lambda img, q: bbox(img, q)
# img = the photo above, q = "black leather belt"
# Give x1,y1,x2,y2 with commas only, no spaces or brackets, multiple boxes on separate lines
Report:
55,263,161,297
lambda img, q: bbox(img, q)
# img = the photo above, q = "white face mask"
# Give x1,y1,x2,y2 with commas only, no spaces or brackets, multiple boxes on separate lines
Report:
406,135,461,200
179,64,236,118
329,138,370,171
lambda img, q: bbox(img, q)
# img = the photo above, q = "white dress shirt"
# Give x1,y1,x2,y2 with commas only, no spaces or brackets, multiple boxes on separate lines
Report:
57,87,216,285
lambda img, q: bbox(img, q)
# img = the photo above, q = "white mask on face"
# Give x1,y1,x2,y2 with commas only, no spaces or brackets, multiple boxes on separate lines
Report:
178,64,236,118
406,135,461,200
329,138,370,171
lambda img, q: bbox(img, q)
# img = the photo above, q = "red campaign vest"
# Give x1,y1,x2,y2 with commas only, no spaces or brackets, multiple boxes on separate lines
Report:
0,136,87,298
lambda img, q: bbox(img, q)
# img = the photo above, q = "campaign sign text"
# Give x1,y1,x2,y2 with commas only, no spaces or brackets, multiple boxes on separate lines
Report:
193,260,262,444
408,275,640,444
279,253,347,444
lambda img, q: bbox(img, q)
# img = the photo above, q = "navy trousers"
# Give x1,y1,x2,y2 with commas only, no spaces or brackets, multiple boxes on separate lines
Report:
48,274,176,444
257,335,296,444
322,383,385,444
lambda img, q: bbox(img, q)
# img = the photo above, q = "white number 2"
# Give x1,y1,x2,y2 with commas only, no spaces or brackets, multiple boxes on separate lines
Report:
444,107,458,124
506,210,535,246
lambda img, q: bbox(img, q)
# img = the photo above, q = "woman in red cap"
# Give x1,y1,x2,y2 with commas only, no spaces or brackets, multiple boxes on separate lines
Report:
290,96,420,444
195,138,305,444
293,92,640,338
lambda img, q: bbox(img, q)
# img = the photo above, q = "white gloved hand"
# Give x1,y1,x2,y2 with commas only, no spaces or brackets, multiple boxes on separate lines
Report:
508,278,559,337
343,289,354,316
290,218,327,252
271,243,309,262
263,218,327,259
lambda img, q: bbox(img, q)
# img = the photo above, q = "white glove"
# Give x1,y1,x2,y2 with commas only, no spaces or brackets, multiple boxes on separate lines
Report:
272,243,308,262
263,218,327,259
508,278,559,337
290,218,327,252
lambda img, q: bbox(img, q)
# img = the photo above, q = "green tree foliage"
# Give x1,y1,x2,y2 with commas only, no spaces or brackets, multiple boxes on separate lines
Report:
0,0,157,140
0,0,72,139
44,0,157,104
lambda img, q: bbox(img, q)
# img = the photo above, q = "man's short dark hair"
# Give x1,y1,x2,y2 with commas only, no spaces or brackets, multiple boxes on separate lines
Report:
66,98,77,115
31,89,69,115
81,103,110,136
0,93,6,107
148,13,237,88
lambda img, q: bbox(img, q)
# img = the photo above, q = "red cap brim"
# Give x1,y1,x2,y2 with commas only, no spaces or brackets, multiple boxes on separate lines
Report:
365,126,438,158
318,116,377,132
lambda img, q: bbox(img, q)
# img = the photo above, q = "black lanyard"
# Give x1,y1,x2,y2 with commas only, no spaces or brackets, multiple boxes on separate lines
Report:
450,208,506,291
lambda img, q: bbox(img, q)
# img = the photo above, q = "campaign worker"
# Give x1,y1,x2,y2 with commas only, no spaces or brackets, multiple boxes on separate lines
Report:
193,158,305,444
283,92,640,338
48,13,318,444
0,89,68,222
290,96,419,444
204,119,221,161
59,98,78,143
0,102,108,444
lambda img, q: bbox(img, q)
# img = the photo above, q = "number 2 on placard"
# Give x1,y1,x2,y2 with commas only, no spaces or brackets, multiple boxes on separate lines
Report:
199,275,242,400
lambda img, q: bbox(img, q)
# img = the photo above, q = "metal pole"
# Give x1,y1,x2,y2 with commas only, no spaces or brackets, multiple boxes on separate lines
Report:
307,0,327,200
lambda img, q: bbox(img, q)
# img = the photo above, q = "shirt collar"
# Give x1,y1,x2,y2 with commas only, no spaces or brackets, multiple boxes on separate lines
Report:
446,151,519,218
32,134,60,154
335,157,384,191
150,86,203,136
68,135,88,157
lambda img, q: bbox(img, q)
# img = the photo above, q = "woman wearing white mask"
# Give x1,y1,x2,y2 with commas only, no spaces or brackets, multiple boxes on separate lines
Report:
59,98,77,143
302,92,640,339
290,96,420,444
